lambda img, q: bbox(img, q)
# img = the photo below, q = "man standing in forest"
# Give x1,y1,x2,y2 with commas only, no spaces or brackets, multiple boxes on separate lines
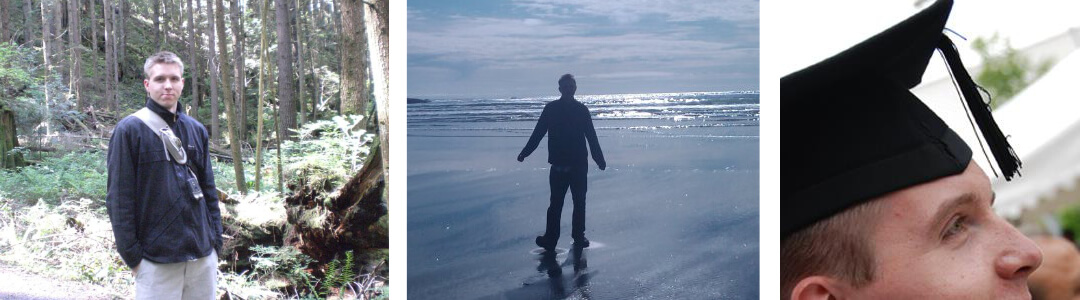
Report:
106,51,222,299
518,74,607,251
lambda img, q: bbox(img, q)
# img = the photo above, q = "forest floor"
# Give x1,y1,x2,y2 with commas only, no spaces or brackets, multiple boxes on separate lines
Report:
0,262,117,300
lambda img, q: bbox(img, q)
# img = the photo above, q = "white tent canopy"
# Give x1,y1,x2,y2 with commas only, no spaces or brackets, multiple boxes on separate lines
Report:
986,47,1080,218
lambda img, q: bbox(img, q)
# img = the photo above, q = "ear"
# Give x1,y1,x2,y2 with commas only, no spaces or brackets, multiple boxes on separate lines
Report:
143,78,149,89
790,275,850,300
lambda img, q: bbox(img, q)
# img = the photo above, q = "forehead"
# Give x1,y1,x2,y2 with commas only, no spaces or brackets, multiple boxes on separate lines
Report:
148,63,183,77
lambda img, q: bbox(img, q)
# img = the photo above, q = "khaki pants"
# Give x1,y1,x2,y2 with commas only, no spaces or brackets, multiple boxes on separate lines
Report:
135,250,218,300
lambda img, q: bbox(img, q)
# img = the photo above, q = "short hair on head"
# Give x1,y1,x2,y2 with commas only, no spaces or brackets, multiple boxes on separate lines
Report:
781,199,883,299
558,74,576,89
143,51,185,79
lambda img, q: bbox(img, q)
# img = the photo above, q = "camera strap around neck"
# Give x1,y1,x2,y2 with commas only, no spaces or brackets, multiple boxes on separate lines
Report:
133,108,188,165
132,108,205,201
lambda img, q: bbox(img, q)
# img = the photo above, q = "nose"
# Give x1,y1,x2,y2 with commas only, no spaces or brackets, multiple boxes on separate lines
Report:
994,220,1043,280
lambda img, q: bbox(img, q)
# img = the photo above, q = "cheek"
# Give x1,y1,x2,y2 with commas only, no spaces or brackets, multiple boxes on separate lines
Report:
867,246,994,298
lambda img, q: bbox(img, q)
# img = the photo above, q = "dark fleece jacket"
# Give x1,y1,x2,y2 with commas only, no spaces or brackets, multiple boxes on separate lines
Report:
519,96,606,168
106,98,223,268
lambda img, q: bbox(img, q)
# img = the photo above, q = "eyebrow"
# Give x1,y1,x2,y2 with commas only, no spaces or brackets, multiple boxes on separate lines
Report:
929,192,979,236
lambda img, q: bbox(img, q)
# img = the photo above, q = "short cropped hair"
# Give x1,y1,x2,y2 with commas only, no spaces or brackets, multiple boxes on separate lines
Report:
559,74,576,89
780,199,883,299
143,51,185,79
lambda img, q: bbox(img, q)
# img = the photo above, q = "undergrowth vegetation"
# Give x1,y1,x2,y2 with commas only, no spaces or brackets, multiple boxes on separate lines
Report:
0,150,108,205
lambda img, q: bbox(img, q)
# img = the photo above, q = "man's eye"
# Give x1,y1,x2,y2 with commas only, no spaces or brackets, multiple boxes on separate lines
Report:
944,215,968,239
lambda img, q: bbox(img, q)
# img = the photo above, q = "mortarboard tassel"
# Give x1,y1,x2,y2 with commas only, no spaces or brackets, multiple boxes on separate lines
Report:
936,34,1022,180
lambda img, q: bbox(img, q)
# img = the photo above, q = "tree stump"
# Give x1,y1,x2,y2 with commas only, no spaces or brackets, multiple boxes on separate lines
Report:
1,104,24,169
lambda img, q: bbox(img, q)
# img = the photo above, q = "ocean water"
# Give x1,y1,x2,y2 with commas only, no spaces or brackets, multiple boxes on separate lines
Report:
408,92,760,299
408,91,759,140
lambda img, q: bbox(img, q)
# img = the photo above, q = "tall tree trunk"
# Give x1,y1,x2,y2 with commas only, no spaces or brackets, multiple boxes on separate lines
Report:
24,0,35,47
295,0,306,126
52,0,64,83
0,0,10,42
313,0,321,30
40,0,52,135
110,0,124,81
153,0,160,49
364,0,389,196
164,0,171,43
230,0,245,141
276,0,297,140
255,0,269,192
185,0,200,118
331,0,341,114
68,0,82,110
118,0,126,78
90,0,97,52
103,0,116,112
215,0,247,195
338,0,367,116
40,0,50,66
307,0,320,121
208,0,221,142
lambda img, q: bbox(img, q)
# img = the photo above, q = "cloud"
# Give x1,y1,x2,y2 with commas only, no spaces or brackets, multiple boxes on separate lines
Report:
513,0,759,23
408,4,759,96
409,16,749,70
586,71,677,79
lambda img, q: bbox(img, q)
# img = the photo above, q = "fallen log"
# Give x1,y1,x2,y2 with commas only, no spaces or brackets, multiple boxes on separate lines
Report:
284,145,387,271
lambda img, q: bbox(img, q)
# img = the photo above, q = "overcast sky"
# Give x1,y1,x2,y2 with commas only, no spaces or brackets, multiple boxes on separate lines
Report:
408,0,760,98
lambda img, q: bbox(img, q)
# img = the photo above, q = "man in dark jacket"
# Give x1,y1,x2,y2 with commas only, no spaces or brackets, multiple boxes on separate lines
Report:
519,74,607,251
106,51,222,299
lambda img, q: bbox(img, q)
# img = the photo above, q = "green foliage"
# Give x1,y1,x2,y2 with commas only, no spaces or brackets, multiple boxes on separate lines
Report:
321,250,358,296
283,115,374,190
213,152,290,195
972,34,1056,109
249,245,317,293
0,43,37,98
1059,204,1080,239
0,150,108,206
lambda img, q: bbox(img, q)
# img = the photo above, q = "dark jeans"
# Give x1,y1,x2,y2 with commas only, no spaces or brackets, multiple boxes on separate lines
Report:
544,165,588,241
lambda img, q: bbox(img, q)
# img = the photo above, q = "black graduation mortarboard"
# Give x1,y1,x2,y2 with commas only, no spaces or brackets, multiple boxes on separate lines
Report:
781,0,1021,239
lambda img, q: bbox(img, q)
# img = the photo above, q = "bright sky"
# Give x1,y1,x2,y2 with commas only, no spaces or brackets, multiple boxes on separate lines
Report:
407,0,760,98
771,0,1080,79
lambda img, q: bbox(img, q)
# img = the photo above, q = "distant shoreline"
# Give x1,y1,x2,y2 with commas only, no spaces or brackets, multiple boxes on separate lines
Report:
408,90,761,101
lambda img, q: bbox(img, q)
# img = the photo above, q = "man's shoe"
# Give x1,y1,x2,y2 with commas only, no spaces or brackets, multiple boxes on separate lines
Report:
573,237,590,248
536,235,556,251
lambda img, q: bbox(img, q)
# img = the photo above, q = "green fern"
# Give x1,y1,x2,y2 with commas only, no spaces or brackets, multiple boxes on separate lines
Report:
320,250,358,297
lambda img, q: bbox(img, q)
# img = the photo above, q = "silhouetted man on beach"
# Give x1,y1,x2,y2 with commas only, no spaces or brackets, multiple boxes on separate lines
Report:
518,74,606,251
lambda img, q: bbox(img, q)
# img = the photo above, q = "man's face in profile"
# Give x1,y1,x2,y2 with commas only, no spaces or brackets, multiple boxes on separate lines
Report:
849,162,1043,299
144,63,185,112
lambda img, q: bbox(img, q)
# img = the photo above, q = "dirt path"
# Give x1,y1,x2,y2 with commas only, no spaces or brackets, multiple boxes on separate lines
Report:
0,263,118,300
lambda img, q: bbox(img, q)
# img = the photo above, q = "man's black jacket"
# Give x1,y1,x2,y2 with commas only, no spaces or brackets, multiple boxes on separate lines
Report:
106,98,223,268
520,96,606,167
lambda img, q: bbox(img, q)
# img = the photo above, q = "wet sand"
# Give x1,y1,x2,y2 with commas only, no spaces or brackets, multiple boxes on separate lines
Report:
408,122,759,299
